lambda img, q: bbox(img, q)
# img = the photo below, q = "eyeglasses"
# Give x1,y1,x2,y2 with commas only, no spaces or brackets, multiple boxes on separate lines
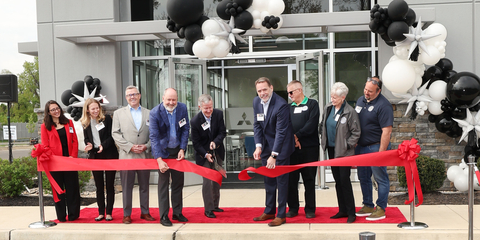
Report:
287,88,300,95
367,77,382,89
49,107,61,112
126,93,140,98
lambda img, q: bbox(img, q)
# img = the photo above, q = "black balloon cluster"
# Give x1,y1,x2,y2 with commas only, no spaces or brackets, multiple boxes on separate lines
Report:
369,0,416,46
216,0,254,31
422,58,456,88
225,2,244,17
60,75,102,121
262,15,280,29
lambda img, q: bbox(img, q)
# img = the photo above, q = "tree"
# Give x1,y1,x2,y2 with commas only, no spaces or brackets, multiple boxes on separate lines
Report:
0,57,39,125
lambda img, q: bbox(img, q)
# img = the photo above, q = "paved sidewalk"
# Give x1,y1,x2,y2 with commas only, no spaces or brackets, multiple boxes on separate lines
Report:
1,182,480,240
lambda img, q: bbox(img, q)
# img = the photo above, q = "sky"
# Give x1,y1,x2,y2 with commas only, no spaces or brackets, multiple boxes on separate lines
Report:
0,0,37,75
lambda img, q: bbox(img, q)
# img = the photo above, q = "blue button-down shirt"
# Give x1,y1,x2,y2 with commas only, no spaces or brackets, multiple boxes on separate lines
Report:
166,108,180,148
129,105,142,131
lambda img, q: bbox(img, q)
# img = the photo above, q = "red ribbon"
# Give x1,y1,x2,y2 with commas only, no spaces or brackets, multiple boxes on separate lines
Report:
32,144,223,202
239,138,423,206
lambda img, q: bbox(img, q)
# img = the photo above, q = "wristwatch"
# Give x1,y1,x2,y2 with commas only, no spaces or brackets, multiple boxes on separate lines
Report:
271,154,277,159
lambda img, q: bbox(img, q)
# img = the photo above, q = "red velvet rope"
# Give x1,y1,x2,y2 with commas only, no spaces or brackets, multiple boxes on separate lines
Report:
32,145,223,202
239,138,423,206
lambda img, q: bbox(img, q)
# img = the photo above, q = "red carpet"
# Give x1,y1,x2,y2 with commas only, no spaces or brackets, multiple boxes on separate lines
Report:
54,207,406,224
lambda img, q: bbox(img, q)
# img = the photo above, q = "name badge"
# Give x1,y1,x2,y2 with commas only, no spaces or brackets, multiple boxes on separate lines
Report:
335,115,340,122
179,118,187,127
294,107,302,114
69,127,74,133
95,122,105,131
368,106,375,112
257,113,265,121
340,116,347,124
146,119,150,126
201,121,210,130
355,106,362,113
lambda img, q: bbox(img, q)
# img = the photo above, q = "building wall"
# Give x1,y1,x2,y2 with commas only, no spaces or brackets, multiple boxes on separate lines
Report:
36,0,124,108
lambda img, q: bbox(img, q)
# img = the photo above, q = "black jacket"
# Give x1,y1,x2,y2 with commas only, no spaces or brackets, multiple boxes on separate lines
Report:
190,109,226,166
83,115,119,159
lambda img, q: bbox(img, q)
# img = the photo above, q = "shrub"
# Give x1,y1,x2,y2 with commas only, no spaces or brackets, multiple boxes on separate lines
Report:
0,157,38,197
397,155,446,193
42,170,92,194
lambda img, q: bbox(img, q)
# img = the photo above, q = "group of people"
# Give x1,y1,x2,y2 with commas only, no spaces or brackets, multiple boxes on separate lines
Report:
251,76,393,226
39,75,392,227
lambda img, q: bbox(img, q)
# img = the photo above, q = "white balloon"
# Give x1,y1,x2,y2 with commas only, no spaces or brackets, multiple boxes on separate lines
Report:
427,100,443,115
415,75,422,88
459,162,467,169
382,60,416,93
260,26,269,33
192,40,212,58
429,81,447,101
454,173,469,192
253,19,263,29
268,0,285,16
417,101,426,108
202,20,222,37
212,39,230,58
423,23,448,43
417,110,425,115
260,11,270,20
393,45,409,60
447,165,463,182
252,0,269,10
250,9,261,19
420,45,442,66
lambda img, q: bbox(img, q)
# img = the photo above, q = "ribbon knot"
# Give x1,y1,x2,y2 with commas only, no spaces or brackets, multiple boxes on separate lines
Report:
31,144,52,162
397,138,421,162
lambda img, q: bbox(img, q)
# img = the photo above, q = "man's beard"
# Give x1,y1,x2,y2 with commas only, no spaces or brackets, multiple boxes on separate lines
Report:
164,103,177,112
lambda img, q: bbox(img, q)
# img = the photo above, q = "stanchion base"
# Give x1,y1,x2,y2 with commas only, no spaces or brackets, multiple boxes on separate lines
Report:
397,221,428,229
29,221,57,229
315,186,329,190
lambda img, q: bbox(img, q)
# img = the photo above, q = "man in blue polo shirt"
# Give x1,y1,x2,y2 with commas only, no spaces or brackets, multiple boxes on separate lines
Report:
354,76,393,221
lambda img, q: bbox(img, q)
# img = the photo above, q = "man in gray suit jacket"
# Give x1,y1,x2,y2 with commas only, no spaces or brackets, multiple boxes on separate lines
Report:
112,85,155,224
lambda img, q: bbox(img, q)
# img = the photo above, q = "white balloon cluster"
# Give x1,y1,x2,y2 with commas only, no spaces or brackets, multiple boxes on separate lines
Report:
247,0,285,33
383,18,448,117
447,160,480,192
193,19,243,59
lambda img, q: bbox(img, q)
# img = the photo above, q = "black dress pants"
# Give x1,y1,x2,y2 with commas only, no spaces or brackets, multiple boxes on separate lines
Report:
51,171,81,221
92,170,116,215
327,147,355,216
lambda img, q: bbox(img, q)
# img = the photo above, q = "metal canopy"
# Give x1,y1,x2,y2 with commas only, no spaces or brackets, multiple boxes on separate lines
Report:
54,9,435,44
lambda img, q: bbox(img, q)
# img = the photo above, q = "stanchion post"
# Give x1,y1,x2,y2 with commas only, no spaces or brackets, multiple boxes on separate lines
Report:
29,171,56,228
359,231,375,240
316,148,329,190
397,173,428,229
467,155,475,240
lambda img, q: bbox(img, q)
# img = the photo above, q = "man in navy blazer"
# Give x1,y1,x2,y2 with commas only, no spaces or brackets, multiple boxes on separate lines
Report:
252,77,295,227
149,88,190,227
190,94,226,218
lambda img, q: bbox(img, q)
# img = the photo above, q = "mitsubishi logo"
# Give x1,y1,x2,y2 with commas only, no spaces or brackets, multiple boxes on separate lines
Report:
237,112,252,125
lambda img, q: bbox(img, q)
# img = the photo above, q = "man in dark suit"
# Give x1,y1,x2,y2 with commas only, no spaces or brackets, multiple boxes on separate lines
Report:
252,77,295,227
149,88,190,227
190,94,226,218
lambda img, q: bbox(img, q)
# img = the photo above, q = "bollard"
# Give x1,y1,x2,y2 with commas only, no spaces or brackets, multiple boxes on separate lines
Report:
359,231,375,240
29,171,57,228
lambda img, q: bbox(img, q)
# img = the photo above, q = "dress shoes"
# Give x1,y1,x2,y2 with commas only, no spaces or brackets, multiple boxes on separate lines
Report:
122,216,132,224
285,211,298,218
253,213,275,221
172,214,188,222
95,215,104,221
160,216,173,227
204,211,216,218
268,217,286,227
305,212,316,219
347,215,356,223
105,215,113,221
213,207,224,212
330,212,348,219
140,213,156,221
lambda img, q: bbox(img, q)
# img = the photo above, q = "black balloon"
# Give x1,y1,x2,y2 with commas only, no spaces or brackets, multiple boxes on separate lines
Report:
470,103,480,112
177,27,185,39
61,90,73,106
84,75,94,85
387,21,409,41
404,8,416,26
446,72,480,108
369,20,379,32
167,0,204,26
435,115,453,133
196,15,209,26
451,108,467,119
184,40,194,55
428,114,437,123
436,58,453,72
217,0,233,20
446,123,462,138
93,78,101,86
66,106,73,114
71,81,84,96
235,11,253,30
184,24,203,43
443,70,457,81
388,0,409,21
380,33,396,46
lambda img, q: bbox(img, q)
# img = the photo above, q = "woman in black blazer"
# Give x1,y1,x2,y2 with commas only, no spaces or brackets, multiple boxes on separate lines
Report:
80,98,119,221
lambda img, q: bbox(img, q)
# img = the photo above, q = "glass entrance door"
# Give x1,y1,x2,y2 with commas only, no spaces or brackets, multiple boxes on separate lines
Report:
169,57,206,160
295,52,331,187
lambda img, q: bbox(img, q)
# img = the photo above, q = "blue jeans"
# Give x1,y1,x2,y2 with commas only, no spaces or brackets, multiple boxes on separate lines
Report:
355,143,391,210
